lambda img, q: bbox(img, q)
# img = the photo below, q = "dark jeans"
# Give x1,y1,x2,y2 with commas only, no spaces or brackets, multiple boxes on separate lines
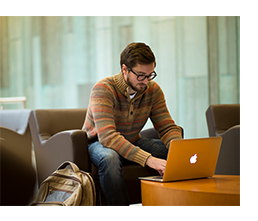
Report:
88,138,168,206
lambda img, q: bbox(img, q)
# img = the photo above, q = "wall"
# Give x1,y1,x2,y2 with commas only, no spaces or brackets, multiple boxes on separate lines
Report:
0,16,240,138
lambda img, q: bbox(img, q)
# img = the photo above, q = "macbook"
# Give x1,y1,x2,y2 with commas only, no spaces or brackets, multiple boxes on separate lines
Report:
139,137,222,182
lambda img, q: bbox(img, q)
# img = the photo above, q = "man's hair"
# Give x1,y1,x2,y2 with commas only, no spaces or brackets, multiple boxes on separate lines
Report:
120,42,156,69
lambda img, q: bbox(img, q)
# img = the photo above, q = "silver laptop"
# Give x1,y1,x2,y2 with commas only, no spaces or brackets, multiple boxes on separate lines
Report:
139,137,222,182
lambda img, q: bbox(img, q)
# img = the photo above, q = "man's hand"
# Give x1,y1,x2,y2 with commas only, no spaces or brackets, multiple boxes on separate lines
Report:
146,156,167,176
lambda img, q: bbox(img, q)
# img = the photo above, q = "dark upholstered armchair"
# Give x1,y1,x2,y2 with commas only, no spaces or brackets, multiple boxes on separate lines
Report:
29,108,183,205
206,104,240,175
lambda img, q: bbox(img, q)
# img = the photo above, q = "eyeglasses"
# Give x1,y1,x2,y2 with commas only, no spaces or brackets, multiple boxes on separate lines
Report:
127,67,157,81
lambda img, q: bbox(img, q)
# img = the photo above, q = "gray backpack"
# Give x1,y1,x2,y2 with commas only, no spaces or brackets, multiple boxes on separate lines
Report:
32,161,96,206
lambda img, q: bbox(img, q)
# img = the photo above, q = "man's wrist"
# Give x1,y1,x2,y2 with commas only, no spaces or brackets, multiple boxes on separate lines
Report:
145,155,152,166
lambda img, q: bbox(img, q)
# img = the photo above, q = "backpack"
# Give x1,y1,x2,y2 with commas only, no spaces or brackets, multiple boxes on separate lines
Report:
31,161,96,206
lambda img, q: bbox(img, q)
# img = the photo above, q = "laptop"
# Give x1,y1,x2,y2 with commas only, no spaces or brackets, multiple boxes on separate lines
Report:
139,136,222,182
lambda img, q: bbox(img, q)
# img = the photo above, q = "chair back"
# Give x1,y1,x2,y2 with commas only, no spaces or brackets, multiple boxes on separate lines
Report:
30,108,87,143
206,104,240,136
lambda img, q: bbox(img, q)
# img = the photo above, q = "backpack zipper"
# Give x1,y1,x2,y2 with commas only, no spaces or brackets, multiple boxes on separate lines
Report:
51,173,82,184
49,186,74,194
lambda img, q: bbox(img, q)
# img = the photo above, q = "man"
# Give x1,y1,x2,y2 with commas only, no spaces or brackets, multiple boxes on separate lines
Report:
82,42,182,205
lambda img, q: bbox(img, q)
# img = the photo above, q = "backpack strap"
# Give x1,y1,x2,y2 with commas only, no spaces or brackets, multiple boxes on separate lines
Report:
57,161,80,173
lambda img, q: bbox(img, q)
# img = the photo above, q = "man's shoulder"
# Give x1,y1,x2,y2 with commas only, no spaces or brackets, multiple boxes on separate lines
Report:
93,75,115,89
91,75,119,99
97,75,114,84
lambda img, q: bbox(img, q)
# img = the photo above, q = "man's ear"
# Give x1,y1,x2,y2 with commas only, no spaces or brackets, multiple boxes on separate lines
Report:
121,64,128,75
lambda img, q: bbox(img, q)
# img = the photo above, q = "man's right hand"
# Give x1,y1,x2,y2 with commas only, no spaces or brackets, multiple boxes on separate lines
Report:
146,156,167,176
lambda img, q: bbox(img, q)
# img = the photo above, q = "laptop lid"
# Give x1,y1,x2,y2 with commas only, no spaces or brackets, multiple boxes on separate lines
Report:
162,136,222,182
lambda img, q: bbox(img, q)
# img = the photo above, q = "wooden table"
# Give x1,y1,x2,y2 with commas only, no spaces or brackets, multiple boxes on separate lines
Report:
141,175,240,206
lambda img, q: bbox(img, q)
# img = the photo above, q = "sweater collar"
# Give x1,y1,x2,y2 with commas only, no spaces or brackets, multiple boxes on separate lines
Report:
113,71,149,99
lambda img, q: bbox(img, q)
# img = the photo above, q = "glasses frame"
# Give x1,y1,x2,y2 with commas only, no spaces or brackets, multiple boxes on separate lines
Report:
127,67,157,81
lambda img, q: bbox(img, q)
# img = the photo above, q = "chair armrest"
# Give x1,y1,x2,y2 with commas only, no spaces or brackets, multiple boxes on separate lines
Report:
0,127,32,165
220,125,240,156
215,125,240,175
42,129,89,170
217,125,240,138
35,129,90,184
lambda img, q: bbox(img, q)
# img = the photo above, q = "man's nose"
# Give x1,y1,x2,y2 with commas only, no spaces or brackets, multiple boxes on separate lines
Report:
142,77,149,84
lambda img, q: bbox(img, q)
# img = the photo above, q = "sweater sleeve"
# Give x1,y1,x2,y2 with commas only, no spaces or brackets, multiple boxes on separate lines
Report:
88,82,151,166
150,83,182,147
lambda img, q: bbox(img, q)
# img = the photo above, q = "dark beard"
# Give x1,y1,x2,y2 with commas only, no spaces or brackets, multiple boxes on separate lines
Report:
126,78,139,92
126,76,146,92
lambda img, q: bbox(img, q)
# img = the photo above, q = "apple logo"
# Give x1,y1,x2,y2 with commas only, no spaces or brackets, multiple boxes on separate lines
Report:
190,154,197,164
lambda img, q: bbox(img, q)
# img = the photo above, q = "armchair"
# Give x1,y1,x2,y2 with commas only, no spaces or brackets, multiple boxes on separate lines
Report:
206,104,240,175
29,108,183,205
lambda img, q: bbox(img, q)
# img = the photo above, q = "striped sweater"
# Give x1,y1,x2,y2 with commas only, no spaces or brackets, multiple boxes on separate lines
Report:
82,71,182,167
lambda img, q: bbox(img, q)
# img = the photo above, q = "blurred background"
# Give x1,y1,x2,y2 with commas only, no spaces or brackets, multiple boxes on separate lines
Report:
0,16,240,139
